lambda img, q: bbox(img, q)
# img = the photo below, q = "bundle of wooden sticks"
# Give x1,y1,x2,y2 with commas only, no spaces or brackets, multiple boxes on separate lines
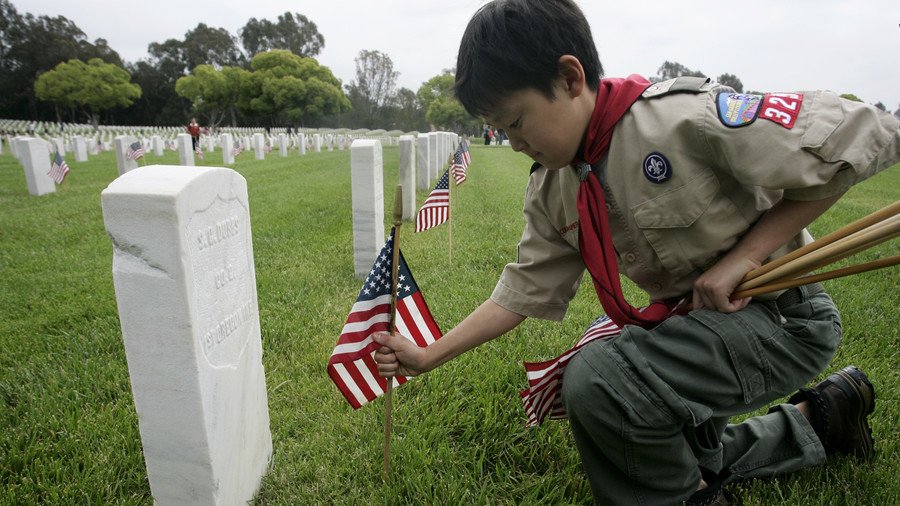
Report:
732,201,900,299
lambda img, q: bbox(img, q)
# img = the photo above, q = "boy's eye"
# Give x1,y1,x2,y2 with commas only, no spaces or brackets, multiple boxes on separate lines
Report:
510,117,521,129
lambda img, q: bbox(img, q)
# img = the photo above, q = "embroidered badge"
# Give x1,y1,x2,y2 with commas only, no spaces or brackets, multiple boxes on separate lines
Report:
760,93,803,129
716,92,762,127
643,152,672,184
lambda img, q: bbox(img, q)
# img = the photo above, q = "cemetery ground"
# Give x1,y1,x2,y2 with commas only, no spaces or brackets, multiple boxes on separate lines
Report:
0,144,897,505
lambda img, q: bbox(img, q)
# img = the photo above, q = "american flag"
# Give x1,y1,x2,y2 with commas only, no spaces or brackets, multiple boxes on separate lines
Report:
460,140,471,167
48,152,69,184
328,228,442,409
231,142,243,157
195,145,204,161
264,144,272,154
520,302,687,426
126,141,144,160
415,170,450,233
450,144,468,185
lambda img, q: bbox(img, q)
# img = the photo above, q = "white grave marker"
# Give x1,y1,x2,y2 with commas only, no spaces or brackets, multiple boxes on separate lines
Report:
398,135,416,221
416,134,431,191
19,137,56,196
102,165,272,506
114,135,139,175
221,133,234,165
350,140,384,278
177,133,195,166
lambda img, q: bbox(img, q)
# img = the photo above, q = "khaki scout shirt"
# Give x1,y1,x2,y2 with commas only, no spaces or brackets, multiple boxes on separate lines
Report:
492,77,900,321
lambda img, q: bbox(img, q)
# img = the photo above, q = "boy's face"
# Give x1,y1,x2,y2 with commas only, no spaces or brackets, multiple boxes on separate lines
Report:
484,80,591,170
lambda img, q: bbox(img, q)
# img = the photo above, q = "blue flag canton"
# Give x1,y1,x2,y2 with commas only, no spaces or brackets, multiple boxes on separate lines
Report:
453,148,465,165
356,228,419,302
130,141,142,151
54,152,64,165
435,171,449,190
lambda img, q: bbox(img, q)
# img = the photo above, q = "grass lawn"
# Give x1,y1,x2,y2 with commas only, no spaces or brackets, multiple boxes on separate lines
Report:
0,143,897,504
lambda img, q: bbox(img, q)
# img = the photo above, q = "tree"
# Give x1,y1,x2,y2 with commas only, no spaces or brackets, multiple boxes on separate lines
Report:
237,50,349,125
240,12,324,58
35,58,141,130
894,104,900,121
345,50,399,127
873,102,886,112
417,71,477,131
176,65,248,127
840,93,863,102
385,87,427,132
716,73,744,93
651,61,706,83
0,1,124,119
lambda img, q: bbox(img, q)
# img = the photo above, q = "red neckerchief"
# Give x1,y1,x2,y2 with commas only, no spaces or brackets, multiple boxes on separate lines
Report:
575,75,682,328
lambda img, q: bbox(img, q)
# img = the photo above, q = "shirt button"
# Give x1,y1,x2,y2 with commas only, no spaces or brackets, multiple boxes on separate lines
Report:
625,252,636,263
605,203,612,212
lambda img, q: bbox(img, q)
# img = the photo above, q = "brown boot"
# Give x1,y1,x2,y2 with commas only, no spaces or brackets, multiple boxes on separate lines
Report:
684,468,734,505
789,365,876,459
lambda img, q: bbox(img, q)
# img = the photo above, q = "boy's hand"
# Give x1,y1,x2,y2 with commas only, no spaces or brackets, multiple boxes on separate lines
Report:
373,331,429,378
692,256,759,313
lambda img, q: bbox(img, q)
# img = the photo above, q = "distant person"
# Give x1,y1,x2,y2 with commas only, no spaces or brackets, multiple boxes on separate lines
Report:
187,118,201,150
483,127,492,145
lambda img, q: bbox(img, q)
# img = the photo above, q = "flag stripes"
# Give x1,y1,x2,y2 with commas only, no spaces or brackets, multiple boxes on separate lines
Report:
519,302,686,426
48,152,69,184
328,230,442,409
415,170,450,233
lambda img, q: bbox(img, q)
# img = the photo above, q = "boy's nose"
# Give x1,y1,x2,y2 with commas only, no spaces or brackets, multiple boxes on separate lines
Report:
509,136,528,152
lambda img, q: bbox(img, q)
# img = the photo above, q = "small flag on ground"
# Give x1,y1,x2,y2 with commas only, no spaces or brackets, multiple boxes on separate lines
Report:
415,170,450,233
450,144,468,185
126,141,144,160
48,152,69,184
231,142,243,157
328,228,442,409
195,145,204,161
461,140,471,167
520,303,686,426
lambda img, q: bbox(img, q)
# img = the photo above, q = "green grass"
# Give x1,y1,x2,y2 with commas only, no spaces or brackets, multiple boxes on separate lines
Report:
0,144,897,505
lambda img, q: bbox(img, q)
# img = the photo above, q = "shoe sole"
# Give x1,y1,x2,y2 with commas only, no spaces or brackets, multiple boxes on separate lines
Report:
834,365,876,460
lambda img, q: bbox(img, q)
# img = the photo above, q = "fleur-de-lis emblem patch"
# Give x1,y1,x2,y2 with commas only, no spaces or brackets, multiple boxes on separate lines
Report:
642,152,672,184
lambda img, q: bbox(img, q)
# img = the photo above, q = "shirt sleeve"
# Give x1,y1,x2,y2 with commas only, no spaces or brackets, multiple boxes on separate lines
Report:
490,175,585,321
702,90,899,201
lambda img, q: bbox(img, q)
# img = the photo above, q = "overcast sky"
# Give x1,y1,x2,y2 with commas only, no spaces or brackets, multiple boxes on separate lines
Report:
14,0,900,110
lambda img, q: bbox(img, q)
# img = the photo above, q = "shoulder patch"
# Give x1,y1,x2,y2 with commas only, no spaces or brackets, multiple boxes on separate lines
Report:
716,92,762,127
760,93,804,129
643,76,713,98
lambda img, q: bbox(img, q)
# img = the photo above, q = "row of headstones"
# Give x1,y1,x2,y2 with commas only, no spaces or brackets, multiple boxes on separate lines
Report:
7,129,461,199
350,133,460,277
95,130,454,502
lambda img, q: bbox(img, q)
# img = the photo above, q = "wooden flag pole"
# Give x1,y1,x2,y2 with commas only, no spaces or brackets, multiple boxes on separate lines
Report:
737,214,900,291
384,184,404,481
733,255,900,299
741,200,900,284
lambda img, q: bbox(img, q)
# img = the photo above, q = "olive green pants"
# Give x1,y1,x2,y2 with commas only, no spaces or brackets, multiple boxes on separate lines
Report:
562,286,841,505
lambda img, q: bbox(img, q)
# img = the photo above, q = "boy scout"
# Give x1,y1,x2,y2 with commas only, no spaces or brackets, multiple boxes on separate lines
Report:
374,0,899,503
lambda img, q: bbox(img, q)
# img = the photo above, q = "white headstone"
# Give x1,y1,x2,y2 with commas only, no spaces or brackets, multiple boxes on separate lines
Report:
101,165,272,505
177,133,195,166
52,137,65,156
206,136,215,153
115,136,139,175
73,136,88,162
298,133,306,156
253,133,265,160
19,137,56,196
313,134,322,153
350,140,384,278
416,134,431,191
398,135,416,221
221,133,234,165
152,136,164,157
278,134,287,157
428,133,439,180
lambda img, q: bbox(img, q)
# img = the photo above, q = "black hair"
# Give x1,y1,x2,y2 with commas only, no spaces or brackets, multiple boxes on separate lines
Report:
454,0,603,118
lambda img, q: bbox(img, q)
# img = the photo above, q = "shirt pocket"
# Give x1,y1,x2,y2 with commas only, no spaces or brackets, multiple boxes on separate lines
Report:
631,171,749,277
799,90,844,162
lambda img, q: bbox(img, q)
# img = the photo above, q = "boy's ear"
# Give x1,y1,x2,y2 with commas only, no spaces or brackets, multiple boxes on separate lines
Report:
558,55,586,98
